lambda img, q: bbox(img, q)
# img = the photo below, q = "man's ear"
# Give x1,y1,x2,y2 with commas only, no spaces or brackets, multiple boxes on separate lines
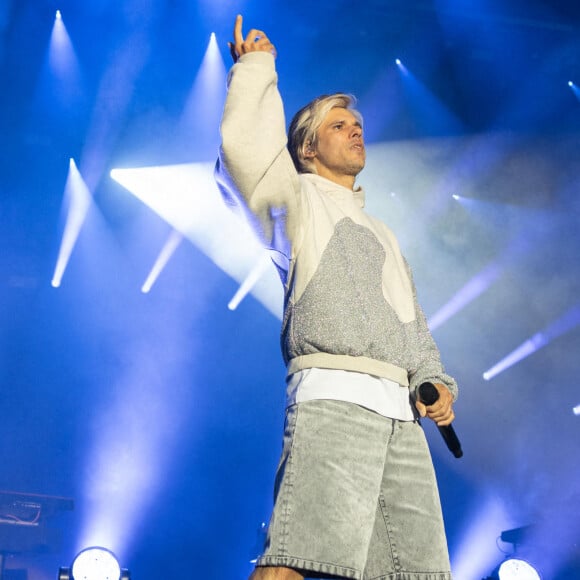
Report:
303,142,315,159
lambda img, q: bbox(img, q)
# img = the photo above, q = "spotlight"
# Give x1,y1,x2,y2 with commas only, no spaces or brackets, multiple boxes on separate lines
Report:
395,58,409,76
497,557,541,580
58,547,130,580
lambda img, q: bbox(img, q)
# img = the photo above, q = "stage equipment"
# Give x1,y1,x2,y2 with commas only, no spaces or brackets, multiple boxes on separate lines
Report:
0,490,74,580
497,557,541,579
481,525,543,580
58,547,130,580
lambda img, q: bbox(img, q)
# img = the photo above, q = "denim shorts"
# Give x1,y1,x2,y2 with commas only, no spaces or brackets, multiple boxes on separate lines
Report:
256,399,452,580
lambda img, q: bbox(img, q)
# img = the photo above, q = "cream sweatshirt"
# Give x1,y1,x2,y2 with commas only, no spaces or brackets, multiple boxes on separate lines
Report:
215,52,457,399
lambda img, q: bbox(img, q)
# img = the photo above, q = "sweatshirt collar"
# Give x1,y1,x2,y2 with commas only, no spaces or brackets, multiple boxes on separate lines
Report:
302,173,365,208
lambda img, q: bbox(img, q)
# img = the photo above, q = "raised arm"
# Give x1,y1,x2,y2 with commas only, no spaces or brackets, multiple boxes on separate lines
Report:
215,16,301,251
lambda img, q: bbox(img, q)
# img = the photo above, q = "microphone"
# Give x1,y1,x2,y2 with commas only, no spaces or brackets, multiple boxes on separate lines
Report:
417,382,463,459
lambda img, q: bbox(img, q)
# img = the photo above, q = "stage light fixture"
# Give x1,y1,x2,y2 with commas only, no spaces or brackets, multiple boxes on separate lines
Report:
497,557,541,580
58,547,130,580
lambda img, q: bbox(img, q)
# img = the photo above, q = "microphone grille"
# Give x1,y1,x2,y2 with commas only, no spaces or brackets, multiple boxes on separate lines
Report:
418,382,439,406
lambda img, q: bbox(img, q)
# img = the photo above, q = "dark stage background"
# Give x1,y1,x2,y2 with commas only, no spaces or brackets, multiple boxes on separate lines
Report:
1,1,579,579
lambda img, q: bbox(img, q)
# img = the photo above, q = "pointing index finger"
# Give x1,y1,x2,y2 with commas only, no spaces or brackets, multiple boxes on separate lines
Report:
233,14,243,45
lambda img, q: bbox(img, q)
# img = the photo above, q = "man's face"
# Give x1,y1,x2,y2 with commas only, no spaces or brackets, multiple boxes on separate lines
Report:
308,107,366,186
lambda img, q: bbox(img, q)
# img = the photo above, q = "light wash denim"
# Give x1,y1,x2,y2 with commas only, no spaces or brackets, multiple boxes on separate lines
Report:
256,400,452,580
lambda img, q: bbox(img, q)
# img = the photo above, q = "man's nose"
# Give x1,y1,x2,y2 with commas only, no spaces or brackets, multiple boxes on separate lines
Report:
350,125,362,138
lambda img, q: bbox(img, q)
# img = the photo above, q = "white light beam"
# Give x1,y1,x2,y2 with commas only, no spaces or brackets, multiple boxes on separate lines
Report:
52,159,92,288
141,230,184,293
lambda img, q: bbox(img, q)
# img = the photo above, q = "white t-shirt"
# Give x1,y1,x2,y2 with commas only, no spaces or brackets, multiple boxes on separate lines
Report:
286,367,416,421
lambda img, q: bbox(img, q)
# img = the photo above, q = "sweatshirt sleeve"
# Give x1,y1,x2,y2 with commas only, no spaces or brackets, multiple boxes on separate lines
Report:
405,262,459,400
214,51,302,255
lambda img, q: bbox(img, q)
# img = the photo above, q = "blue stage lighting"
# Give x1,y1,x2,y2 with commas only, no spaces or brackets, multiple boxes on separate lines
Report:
394,58,409,77
483,304,580,380
56,10,62,20
110,163,283,318
498,557,541,580
58,547,131,580
51,158,92,288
